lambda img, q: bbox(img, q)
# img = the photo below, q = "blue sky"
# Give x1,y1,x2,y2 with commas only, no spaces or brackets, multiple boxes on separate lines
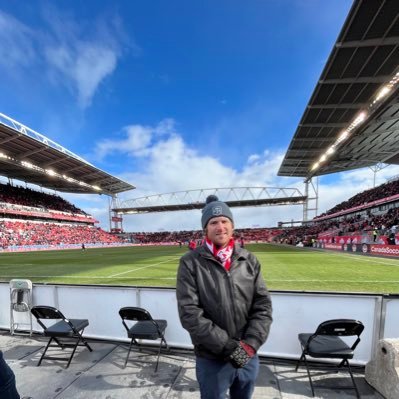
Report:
1,0,398,231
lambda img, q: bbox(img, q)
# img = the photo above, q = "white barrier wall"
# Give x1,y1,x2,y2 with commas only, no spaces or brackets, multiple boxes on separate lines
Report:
1,283,398,364
383,295,399,338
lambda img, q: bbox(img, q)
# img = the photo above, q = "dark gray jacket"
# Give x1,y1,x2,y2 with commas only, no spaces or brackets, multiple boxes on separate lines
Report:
176,244,273,359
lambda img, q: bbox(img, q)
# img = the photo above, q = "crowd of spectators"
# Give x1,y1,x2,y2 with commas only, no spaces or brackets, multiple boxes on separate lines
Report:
277,206,399,246
129,230,202,244
0,183,86,215
0,220,122,248
319,178,399,217
277,178,399,246
128,227,282,245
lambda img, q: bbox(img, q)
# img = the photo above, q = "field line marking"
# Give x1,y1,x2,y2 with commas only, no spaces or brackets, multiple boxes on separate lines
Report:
108,256,180,278
318,251,399,267
260,249,399,267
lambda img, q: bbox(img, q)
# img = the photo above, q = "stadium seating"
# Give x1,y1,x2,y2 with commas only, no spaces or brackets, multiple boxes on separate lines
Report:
0,183,122,250
276,206,399,246
0,220,122,248
318,179,399,218
0,182,86,215
128,228,282,245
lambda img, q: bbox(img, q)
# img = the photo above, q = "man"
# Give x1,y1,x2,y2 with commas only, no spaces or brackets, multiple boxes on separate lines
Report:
176,195,273,399
0,350,20,399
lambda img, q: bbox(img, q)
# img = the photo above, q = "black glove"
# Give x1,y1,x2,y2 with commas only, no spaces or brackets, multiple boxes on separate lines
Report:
229,342,253,368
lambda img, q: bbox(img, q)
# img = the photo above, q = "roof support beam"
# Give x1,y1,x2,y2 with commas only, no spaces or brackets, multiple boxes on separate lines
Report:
0,135,20,145
288,149,323,155
319,76,390,84
307,103,367,109
44,156,72,167
290,137,332,142
336,37,399,48
282,157,314,162
299,122,347,128
18,147,47,159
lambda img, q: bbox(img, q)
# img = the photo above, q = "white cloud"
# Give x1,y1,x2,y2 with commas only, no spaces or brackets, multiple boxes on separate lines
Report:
44,38,120,108
248,154,260,163
0,11,36,69
0,8,130,108
42,10,129,108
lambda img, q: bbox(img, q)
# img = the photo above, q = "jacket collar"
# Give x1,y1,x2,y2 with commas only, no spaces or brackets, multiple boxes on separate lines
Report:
197,243,248,262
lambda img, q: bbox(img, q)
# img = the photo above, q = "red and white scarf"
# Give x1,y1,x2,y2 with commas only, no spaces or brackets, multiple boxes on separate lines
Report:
205,238,235,271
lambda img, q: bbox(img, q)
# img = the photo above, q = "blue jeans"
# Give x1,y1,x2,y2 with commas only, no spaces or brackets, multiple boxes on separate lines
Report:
0,351,20,399
196,355,259,399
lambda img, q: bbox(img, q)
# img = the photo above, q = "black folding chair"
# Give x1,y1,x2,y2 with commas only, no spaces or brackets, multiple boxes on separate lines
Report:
119,306,169,371
295,319,364,398
31,305,92,368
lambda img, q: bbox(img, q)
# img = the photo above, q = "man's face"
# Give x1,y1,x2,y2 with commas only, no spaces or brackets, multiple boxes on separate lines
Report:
205,216,234,248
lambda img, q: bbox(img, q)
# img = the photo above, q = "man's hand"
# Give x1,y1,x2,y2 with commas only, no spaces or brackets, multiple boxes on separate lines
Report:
229,341,255,368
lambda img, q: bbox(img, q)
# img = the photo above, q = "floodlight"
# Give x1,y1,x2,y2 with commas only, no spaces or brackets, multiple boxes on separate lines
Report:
21,161,34,169
319,154,327,163
46,169,56,176
337,130,349,143
92,185,101,191
326,146,335,155
311,162,319,171
374,86,391,103
351,111,367,128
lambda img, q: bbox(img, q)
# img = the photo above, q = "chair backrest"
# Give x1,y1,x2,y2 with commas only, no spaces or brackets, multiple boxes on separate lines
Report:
31,306,65,321
119,307,152,322
315,319,364,337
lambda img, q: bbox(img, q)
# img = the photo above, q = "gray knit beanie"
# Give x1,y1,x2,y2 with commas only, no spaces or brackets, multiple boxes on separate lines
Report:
201,195,234,229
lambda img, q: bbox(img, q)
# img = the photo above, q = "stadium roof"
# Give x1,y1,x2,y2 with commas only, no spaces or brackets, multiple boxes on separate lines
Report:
278,0,399,179
0,113,135,196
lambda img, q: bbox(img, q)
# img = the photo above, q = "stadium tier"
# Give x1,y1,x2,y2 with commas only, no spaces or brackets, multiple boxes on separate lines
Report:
127,228,283,245
276,180,399,249
0,182,124,251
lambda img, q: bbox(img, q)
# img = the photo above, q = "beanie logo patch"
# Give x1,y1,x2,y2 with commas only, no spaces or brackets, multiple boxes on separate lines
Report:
212,206,222,216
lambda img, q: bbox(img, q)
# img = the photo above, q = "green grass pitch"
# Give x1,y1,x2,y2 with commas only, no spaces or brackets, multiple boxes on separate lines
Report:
1,243,399,294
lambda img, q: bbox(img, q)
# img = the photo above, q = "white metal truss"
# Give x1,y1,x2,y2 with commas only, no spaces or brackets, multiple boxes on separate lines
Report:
0,113,91,165
114,186,306,211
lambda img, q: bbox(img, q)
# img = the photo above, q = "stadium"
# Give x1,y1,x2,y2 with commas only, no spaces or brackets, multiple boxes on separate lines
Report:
1,1,399,398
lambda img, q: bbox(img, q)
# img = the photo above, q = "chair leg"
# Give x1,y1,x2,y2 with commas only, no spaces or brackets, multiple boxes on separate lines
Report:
38,337,54,366
303,355,315,397
154,336,169,372
155,341,162,372
66,337,82,368
124,339,135,368
163,337,170,352
346,360,361,399
295,351,305,371
78,330,93,352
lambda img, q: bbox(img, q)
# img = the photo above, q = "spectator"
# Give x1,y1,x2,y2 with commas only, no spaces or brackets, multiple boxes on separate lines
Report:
176,195,273,399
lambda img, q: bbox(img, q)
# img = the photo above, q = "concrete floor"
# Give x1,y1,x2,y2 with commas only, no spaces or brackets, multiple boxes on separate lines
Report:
1,332,384,399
